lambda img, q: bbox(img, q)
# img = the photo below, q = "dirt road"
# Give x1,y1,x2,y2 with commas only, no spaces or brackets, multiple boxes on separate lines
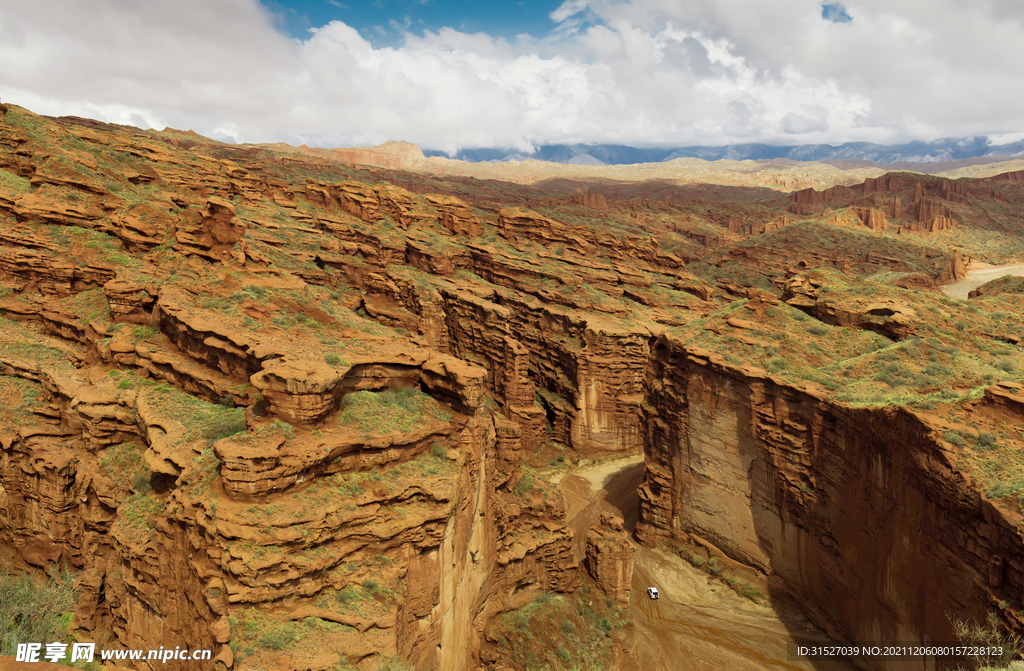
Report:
557,454,859,671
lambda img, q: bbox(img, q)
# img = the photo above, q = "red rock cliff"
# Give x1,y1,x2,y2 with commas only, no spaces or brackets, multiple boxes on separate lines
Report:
636,336,1024,668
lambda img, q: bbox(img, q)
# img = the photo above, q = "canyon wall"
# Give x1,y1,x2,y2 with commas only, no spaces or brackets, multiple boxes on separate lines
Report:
636,335,1024,670
0,323,576,670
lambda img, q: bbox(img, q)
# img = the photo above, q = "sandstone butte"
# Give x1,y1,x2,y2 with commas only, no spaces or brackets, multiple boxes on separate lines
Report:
3,100,1024,670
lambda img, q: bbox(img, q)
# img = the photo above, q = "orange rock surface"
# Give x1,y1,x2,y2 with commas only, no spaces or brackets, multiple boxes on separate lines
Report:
2,102,1024,671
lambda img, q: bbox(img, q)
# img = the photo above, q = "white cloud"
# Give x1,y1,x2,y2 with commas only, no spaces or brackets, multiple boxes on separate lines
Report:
1,0,1023,151
550,0,591,23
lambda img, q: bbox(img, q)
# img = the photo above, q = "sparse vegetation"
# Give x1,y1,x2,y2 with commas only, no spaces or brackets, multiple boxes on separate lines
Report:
0,565,80,657
948,612,1022,670
10,97,1024,671
228,608,355,660
338,386,451,434
494,589,629,671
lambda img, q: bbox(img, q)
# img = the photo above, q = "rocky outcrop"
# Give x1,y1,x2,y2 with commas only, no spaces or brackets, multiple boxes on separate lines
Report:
584,513,633,604
425,194,480,236
853,207,888,231
327,141,426,170
0,245,117,295
565,193,609,210
0,326,576,671
437,283,649,455
103,278,157,323
992,170,1024,183
636,336,1024,667
937,250,969,284
788,174,966,234
260,140,426,171
899,215,956,234
499,207,595,252
10,190,105,227
781,274,918,340
113,202,173,251
173,197,247,261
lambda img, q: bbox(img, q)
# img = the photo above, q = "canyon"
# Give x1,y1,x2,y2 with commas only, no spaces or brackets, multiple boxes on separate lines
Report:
2,102,1024,671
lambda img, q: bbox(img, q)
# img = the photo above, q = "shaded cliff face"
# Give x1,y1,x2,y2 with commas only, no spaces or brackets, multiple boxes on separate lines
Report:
637,336,1024,668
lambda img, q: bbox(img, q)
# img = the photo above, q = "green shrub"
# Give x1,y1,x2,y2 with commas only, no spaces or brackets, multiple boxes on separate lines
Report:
207,409,247,442
258,620,299,650
430,441,446,459
976,433,998,449
996,359,1016,374
373,656,416,671
0,169,31,194
514,470,536,497
0,565,79,656
738,584,765,601
987,481,1024,499
943,431,966,447
132,326,158,341
325,353,349,367
806,324,829,336
949,612,1022,668
130,469,152,494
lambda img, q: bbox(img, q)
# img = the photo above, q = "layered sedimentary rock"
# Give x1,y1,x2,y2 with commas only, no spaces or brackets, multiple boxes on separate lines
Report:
425,194,480,236
636,336,1024,667
7,102,1024,671
173,197,247,261
786,173,970,235
437,283,649,455
781,274,919,340
103,279,157,323
853,207,888,231
0,327,576,671
564,193,609,210
584,513,634,604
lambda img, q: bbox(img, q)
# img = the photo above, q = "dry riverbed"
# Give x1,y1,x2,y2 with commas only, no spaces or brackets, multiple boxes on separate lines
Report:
556,455,858,671
940,262,1024,299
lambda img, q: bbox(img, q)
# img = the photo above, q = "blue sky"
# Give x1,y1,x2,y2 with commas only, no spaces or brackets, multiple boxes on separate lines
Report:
2,0,1024,153
263,0,568,45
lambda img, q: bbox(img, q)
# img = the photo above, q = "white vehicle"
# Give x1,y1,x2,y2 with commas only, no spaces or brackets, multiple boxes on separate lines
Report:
647,587,659,600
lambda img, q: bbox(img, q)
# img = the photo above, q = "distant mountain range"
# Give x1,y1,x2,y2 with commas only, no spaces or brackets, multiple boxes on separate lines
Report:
423,138,1024,166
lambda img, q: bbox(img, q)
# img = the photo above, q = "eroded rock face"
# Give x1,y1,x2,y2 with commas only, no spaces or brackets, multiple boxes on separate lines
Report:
781,274,918,340
584,513,634,604
8,102,1024,671
565,193,609,210
173,197,247,261
0,336,577,671
425,194,480,237
103,278,157,323
636,335,1024,656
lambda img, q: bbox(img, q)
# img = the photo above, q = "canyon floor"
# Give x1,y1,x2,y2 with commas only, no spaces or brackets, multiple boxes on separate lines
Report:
558,455,857,671
3,101,1024,671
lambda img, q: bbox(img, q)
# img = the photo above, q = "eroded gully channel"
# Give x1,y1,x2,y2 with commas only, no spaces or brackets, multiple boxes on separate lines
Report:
555,454,859,671
939,262,1024,299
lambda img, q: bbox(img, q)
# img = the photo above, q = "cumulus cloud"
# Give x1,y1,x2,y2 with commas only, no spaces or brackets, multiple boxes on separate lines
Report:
0,0,1023,151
